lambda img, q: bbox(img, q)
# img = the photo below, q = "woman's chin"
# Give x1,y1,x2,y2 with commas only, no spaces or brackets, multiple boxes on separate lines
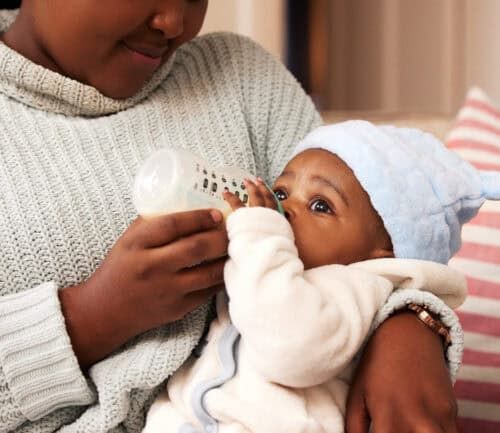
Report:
85,48,171,99
101,87,142,100
90,75,151,100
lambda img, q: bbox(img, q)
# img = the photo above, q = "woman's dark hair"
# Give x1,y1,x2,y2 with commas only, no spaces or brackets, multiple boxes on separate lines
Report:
1,0,21,9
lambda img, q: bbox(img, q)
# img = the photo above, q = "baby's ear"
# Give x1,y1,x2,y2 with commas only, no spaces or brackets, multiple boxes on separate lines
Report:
368,247,394,260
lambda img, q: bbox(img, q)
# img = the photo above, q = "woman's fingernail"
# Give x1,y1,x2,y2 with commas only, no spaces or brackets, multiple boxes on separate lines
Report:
210,210,223,223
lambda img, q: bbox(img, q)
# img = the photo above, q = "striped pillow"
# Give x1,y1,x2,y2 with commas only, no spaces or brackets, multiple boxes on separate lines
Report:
446,87,500,433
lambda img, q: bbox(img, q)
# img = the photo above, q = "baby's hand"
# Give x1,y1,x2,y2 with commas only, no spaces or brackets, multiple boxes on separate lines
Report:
223,178,279,211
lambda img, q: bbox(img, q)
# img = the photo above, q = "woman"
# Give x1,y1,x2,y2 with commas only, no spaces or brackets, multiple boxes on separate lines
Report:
0,1,460,432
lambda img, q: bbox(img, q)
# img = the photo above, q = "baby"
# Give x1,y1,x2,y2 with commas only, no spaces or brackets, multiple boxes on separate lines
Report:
144,120,499,433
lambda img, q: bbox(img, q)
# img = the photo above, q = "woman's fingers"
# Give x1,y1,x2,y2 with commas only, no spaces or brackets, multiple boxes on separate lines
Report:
371,411,444,433
426,394,459,433
151,226,228,271
133,209,223,248
77,210,226,351
441,419,459,433
176,257,226,293
345,384,370,433
182,283,224,314
345,312,458,433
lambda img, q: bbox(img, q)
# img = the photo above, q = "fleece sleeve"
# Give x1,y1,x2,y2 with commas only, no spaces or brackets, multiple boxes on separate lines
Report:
224,207,395,388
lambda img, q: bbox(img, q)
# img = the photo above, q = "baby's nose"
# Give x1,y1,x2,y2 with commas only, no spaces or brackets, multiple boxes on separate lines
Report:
282,204,295,221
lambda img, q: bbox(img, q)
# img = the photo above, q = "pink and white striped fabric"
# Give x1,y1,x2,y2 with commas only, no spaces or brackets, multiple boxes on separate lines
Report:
446,87,500,433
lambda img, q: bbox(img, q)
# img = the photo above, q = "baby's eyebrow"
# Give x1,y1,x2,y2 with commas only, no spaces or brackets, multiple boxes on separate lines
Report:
273,171,294,186
310,175,349,206
278,171,294,180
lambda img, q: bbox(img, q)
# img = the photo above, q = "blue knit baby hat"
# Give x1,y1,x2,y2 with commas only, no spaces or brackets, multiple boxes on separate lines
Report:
293,120,500,264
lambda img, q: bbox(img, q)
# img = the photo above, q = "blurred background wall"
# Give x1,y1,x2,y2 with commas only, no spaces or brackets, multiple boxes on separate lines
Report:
201,0,285,61
201,0,500,115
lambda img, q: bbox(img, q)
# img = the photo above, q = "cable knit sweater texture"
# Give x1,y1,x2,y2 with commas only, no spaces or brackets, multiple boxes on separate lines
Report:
0,9,462,433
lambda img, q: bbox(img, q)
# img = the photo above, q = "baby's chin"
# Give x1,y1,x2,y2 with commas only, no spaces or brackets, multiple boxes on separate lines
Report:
298,252,336,270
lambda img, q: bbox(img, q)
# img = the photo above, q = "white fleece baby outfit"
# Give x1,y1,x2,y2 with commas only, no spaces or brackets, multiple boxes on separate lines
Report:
144,207,467,433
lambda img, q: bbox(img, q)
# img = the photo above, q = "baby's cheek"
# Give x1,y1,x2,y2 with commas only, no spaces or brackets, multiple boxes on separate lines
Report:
294,230,324,270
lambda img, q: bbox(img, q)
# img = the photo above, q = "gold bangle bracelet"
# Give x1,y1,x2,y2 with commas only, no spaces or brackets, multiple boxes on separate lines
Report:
406,303,452,348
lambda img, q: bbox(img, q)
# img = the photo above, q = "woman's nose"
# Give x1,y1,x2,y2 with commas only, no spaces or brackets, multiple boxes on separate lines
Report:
150,2,185,39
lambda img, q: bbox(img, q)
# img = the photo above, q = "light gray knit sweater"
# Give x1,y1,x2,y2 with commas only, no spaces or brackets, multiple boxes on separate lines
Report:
0,10,463,433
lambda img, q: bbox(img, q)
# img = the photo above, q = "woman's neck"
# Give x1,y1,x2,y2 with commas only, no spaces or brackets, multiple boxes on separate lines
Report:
0,8,64,76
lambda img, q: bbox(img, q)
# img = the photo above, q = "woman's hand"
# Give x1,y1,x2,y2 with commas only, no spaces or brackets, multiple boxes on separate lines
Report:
345,312,458,433
60,209,228,369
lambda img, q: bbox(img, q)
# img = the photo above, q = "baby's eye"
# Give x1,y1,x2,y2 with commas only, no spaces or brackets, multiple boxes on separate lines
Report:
274,189,288,201
310,198,333,214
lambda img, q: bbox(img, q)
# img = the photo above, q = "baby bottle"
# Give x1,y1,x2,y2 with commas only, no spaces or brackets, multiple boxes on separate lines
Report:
133,147,259,217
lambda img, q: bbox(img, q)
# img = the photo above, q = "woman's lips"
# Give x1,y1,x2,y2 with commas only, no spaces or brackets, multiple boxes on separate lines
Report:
122,42,168,68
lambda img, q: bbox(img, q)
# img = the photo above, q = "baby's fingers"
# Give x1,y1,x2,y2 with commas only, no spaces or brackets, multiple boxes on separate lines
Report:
223,190,245,210
225,178,278,211
244,179,267,208
255,177,279,210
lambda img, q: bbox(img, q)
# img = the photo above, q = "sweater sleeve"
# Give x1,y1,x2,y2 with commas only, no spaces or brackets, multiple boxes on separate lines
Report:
373,289,465,381
224,207,394,388
0,282,95,431
351,259,466,381
0,365,23,433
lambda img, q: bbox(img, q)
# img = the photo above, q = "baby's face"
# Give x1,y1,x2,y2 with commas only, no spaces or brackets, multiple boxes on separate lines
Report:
272,149,393,269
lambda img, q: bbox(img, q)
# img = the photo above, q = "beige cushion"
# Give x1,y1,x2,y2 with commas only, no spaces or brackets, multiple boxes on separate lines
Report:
321,110,453,141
